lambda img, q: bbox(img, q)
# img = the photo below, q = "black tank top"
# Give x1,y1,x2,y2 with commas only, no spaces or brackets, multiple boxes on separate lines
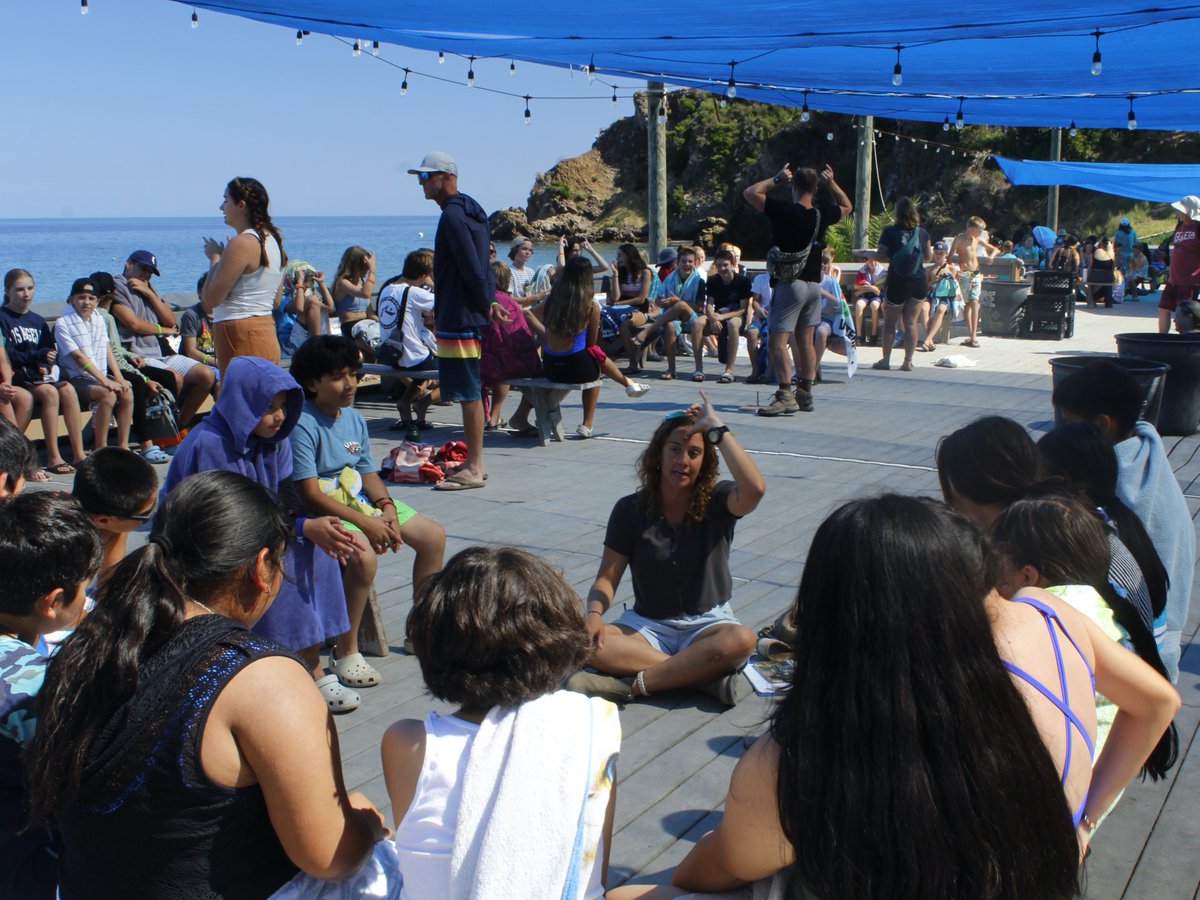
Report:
56,616,302,899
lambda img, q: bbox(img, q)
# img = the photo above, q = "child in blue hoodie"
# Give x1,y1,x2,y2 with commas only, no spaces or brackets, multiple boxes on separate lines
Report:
163,356,364,712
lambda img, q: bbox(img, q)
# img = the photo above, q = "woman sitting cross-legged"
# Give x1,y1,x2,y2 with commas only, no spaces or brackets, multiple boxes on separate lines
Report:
382,546,620,899
525,255,650,440
26,470,391,899
611,496,1179,900
566,391,764,706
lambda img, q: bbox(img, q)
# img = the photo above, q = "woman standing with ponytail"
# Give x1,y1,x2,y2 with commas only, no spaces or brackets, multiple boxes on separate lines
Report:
201,177,288,373
26,470,388,898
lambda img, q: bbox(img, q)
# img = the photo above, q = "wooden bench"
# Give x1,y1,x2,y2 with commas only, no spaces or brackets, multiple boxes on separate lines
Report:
502,377,603,446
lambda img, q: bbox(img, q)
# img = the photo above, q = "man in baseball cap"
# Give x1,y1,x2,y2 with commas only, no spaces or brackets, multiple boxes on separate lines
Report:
1159,196,1200,333
411,151,507,490
126,250,160,277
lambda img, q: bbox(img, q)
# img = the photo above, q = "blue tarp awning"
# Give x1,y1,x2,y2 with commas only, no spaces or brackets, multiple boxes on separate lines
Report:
993,156,1200,202
176,0,1200,132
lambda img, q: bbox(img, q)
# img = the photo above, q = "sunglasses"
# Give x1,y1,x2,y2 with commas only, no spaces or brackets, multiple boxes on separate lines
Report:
418,171,444,183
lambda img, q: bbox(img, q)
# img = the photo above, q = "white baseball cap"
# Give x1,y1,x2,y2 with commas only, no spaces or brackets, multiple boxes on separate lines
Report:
407,151,458,176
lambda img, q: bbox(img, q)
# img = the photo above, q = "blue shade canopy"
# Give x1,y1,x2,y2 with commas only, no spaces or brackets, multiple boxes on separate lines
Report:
178,0,1200,131
994,156,1200,203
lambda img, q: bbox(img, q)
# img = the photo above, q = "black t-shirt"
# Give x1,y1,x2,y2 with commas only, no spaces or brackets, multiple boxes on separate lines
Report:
705,273,753,312
878,225,931,279
762,197,843,282
604,481,739,619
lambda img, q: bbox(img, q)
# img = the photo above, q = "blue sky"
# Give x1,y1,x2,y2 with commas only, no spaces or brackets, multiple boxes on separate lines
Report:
0,0,640,218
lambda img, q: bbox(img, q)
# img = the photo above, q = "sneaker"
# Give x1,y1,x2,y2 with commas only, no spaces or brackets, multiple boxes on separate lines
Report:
757,389,800,417
697,669,752,707
625,381,650,398
793,387,814,412
576,424,593,439
564,670,634,704
871,359,891,371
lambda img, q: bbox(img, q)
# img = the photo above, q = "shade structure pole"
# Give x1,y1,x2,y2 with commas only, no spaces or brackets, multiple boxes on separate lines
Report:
852,115,874,250
647,81,668,258
1047,127,1062,231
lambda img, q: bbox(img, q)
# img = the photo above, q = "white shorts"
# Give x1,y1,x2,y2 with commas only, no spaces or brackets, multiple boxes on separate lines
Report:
142,354,201,377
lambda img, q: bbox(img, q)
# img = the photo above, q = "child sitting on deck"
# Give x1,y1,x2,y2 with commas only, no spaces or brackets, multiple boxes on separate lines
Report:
71,447,158,583
1053,360,1196,683
0,491,100,900
382,546,620,899
289,335,445,691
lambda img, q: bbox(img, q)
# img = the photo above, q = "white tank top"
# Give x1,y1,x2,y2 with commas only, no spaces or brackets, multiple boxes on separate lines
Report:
213,229,284,323
392,712,477,899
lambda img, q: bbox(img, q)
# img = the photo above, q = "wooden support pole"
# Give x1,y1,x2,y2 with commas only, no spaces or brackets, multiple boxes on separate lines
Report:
1047,127,1062,231
647,81,668,258
852,115,874,250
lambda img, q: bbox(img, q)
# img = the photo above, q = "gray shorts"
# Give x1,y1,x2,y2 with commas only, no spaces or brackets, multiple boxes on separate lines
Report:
615,602,740,655
768,280,822,333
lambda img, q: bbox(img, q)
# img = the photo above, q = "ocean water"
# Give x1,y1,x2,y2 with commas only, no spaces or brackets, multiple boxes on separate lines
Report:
0,216,624,304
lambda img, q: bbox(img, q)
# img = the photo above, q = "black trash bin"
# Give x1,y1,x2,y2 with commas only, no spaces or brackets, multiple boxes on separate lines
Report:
1048,354,1170,429
1115,333,1200,436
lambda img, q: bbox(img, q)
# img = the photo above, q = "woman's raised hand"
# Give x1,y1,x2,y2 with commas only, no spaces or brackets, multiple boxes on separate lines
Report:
203,236,226,262
686,389,724,435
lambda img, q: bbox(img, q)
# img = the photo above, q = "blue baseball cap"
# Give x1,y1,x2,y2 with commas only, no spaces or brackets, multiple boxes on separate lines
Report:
127,249,160,276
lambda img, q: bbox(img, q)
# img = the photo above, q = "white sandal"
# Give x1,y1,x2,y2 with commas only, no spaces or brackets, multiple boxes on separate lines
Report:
332,650,382,687
316,673,361,712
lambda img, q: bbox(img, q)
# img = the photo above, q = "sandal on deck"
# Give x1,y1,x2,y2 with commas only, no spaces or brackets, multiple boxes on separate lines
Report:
46,461,75,475
692,371,706,382
29,469,51,482
718,372,734,384
331,650,382,687
316,673,361,713
659,372,676,381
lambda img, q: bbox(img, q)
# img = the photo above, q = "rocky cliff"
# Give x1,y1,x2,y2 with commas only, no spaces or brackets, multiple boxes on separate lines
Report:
489,89,1200,256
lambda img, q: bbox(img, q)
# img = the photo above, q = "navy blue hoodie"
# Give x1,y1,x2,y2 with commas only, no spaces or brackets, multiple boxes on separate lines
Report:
433,192,495,332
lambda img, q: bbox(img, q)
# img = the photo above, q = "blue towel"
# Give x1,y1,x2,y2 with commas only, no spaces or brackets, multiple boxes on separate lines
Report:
1115,421,1196,681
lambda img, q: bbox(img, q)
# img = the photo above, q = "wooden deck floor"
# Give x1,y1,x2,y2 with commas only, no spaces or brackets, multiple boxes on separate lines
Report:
38,297,1195,896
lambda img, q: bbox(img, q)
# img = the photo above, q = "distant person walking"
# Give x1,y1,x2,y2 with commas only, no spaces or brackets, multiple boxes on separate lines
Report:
200,177,287,373
744,163,851,416
1158,195,1200,334
410,151,508,491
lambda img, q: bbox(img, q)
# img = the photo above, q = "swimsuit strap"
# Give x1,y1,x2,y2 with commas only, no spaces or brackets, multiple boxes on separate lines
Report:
1003,594,1096,825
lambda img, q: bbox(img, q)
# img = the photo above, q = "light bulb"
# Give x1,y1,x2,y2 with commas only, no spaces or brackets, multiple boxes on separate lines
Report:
467,59,475,87
296,30,303,46
942,116,950,131
720,98,727,108
1069,121,1077,137
955,112,963,130
524,108,531,126
438,51,445,64
353,41,361,57
726,80,736,100
191,9,198,28
1127,110,1137,130
401,71,409,95
586,63,596,84
510,60,516,77
81,0,88,14
372,41,379,56
612,90,618,107
826,132,833,141
800,98,810,122
892,63,902,86
1091,50,1102,76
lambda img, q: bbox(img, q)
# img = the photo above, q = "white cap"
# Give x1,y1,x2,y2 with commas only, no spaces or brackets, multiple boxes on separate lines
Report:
407,151,458,176
1171,195,1200,219
1119,216,1130,225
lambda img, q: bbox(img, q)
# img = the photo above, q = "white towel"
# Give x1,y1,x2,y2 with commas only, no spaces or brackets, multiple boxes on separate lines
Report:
449,690,620,900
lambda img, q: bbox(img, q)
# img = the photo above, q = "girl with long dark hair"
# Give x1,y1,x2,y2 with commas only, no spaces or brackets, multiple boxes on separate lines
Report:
26,470,387,898
612,496,1178,899
1038,422,1169,649
528,255,649,439
201,176,287,373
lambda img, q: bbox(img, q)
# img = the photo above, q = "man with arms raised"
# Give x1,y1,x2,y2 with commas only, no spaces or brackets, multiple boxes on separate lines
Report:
744,163,851,415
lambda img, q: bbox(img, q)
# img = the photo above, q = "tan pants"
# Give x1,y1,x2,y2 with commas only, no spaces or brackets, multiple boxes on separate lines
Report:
213,316,281,376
